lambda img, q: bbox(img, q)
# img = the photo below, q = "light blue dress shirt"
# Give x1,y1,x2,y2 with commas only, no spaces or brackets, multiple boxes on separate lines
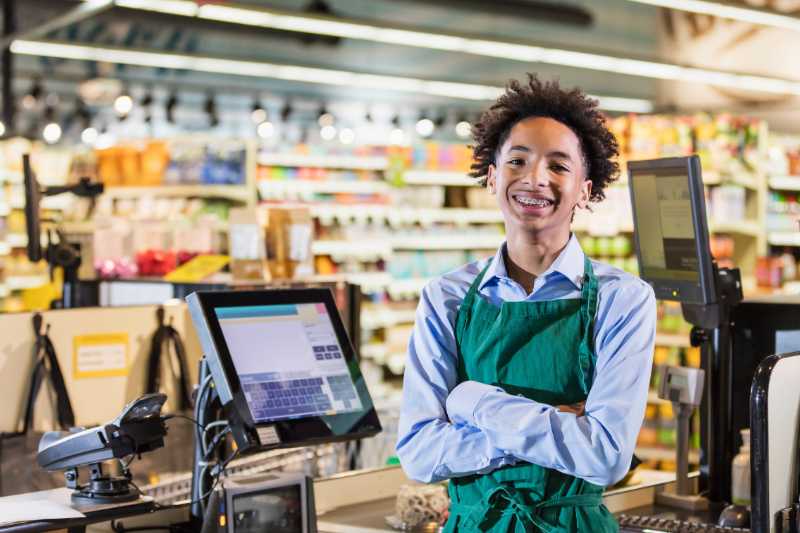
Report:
396,234,656,487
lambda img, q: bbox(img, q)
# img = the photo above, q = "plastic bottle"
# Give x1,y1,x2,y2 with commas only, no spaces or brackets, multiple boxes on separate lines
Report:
731,429,751,506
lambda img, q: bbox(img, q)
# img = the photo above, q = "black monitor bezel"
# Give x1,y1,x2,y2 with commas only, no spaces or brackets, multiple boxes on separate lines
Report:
226,475,308,533
190,288,381,450
628,155,717,305
22,154,42,263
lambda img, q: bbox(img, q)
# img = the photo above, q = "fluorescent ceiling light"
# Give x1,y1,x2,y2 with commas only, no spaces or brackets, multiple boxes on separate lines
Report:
624,0,800,33
9,39,653,113
93,0,800,97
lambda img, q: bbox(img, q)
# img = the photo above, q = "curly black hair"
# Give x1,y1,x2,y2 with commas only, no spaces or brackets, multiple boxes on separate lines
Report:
470,74,619,202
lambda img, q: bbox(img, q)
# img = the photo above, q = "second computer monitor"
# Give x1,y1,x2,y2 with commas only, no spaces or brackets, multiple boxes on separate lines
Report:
628,155,717,305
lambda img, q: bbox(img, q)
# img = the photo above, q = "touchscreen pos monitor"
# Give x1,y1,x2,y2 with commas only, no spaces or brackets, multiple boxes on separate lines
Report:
628,156,717,305
186,288,381,453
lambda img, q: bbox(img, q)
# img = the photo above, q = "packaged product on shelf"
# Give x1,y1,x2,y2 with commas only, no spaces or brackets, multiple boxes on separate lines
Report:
140,141,169,186
709,185,746,222
266,206,314,280
201,140,247,185
755,256,783,288
164,141,205,185
228,207,269,281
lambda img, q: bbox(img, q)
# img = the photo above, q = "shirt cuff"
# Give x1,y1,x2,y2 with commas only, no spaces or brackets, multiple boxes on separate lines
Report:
446,380,502,426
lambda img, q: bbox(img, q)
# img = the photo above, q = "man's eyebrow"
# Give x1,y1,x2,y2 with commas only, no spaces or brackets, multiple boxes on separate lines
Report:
547,150,574,161
507,145,531,152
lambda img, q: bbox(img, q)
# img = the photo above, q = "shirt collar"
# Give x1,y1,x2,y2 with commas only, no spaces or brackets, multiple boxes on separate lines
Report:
479,233,586,291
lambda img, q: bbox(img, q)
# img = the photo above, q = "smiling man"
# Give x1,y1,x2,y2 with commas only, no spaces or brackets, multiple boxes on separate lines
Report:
396,75,657,532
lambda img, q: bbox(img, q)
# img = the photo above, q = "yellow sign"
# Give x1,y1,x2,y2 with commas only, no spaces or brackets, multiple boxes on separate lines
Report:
73,333,129,379
164,255,230,283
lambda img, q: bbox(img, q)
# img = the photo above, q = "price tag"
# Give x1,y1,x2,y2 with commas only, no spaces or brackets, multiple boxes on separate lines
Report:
73,333,129,379
164,254,230,282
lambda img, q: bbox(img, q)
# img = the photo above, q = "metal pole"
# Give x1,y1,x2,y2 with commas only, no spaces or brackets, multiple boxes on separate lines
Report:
2,0,15,134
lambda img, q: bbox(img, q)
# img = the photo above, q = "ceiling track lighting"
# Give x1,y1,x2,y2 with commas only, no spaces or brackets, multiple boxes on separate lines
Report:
22,78,43,111
251,97,267,124
281,101,293,122
9,40,653,113
205,93,219,127
165,91,178,123
79,0,800,97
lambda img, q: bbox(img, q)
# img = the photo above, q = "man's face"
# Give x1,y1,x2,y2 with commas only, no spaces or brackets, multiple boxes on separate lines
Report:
487,116,591,239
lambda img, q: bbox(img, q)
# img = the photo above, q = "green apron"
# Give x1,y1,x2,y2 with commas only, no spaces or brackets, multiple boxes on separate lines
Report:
444,256,617,533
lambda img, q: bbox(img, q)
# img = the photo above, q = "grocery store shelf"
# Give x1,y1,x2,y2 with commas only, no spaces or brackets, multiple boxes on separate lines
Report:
361,308,417,330
6,275,48,290
708,220,761,237
258,180,389,196
9,193,73,211
387,277,430,299
341,272,394,293
704,170,760,190
311,240,393,260
655,333,690,347
768,175,800,191
401,170,477,187
0,283,8,298
103,185,251,202
768,232,800,246
311,204,503,225
635,446,699,464
258,153,388,170
392,233,504,250
0,202,9,217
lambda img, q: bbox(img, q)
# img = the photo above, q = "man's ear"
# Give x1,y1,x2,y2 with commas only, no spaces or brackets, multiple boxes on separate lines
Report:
576,179,592,209
487,164,497,194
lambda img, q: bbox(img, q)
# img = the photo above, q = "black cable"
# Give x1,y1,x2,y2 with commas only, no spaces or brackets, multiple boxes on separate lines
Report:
161,413,205,432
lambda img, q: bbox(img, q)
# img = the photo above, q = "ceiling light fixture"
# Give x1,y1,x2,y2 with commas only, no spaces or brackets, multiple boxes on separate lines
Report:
43,122,62,144
320,124,337,141
251,98,267,124
81,126,98,145
86,0,800,96
624,0,800,33
416,117,435,138
455,119,471,139
114,93,133,117
257,120,275,139
9,40,654,113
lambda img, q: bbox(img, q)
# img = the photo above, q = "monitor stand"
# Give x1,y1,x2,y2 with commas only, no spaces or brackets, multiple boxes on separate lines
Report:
680,264,743,510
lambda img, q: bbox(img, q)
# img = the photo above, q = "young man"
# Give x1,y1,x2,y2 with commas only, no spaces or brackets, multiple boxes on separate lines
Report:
396,75,656,532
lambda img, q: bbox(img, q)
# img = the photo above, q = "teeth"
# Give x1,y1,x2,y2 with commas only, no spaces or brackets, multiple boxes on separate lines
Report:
515,196,551,207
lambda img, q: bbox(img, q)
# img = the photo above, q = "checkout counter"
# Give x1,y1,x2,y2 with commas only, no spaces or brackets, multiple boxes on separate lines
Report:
4,155,800,533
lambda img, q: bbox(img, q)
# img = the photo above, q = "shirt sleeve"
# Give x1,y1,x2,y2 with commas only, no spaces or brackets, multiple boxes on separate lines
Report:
395,278,516,483
445,278,656,487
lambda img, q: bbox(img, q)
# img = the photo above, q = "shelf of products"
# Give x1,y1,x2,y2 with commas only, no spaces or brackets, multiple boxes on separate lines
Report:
102,185,252,203
401,170,475,187
258,153,388,170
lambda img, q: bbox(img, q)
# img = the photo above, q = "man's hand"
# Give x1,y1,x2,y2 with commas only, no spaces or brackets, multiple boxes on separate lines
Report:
556,401,586,416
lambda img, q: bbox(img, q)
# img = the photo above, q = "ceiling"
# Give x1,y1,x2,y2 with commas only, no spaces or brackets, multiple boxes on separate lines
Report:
4,0,800,134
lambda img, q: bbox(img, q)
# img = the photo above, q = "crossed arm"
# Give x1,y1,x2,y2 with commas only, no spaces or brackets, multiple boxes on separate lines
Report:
395,280,656,486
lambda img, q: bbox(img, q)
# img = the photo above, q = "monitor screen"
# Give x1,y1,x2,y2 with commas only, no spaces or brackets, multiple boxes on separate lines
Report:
215,303,362,423
628,156,716,304
232,484,303,533
186,288,381,452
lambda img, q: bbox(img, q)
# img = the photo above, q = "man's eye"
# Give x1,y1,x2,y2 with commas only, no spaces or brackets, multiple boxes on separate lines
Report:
550,164,569,173
507,159,524,166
